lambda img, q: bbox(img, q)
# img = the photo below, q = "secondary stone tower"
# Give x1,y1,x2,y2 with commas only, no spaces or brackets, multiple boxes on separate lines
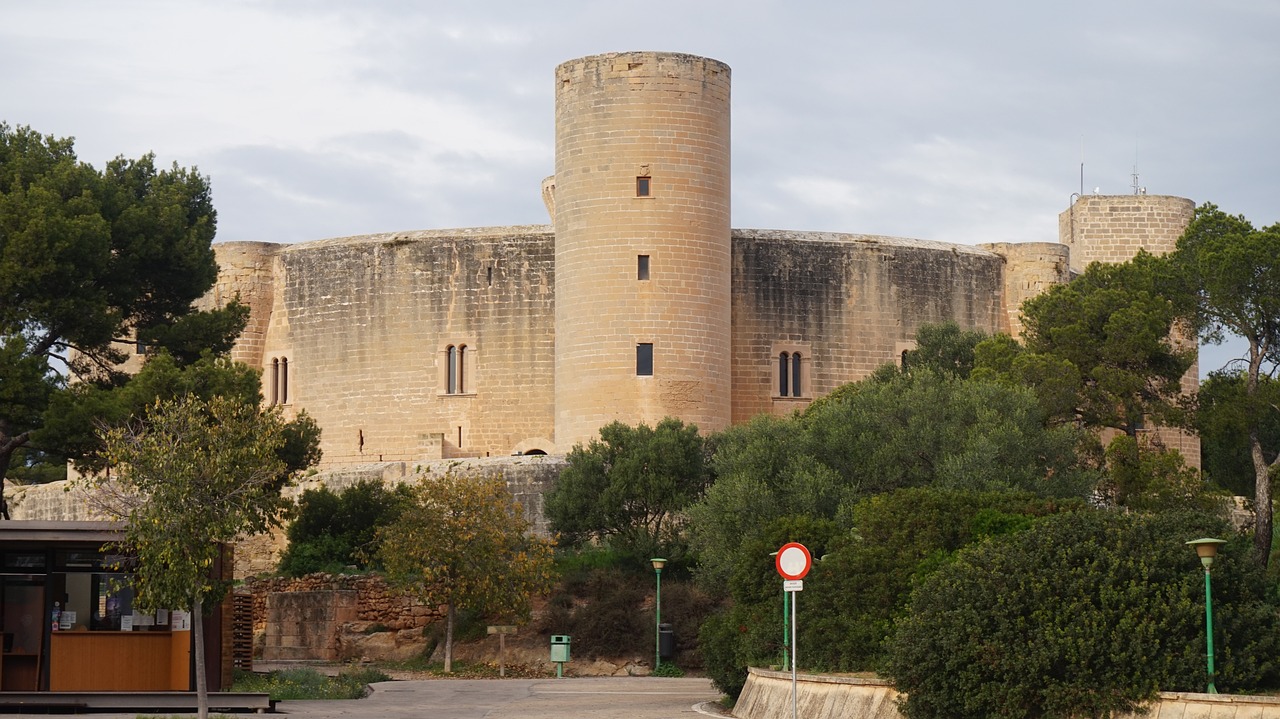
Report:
551,51,733,450
1058,193,1200,463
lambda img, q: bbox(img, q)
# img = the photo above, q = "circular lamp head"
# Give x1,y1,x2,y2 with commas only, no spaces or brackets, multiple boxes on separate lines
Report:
1186,538,1227,568
650,557,667,571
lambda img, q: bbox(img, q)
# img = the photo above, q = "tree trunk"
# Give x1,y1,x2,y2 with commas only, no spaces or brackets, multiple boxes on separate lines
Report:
444,603,454,674
1252,432,1272,568
1246,346,1272,568
194,595,208,719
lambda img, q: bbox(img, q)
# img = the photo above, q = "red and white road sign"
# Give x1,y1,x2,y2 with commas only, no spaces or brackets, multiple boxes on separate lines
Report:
775,542,812,580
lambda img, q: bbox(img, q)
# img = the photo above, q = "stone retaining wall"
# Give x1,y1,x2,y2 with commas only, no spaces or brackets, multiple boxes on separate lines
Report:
261,590,358,661
244,574,443,636
733,668,1280,719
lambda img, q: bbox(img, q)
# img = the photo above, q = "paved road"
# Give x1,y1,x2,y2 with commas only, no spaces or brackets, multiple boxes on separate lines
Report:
125,677,723,719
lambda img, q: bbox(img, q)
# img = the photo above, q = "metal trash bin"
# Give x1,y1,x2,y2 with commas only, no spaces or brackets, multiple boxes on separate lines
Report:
659,623,675,660
550,634,572,663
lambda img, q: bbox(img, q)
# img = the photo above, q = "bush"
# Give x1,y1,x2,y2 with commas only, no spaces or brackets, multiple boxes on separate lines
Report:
563,569,650,659
537,563,720,667
230,667,390,700
802,489,1081,671
277,480,411,576
699,490,1081,684
699,603,777,699
885,509,1280,719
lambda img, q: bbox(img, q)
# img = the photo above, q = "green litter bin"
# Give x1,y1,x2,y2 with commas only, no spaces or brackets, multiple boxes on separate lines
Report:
550,635,571,663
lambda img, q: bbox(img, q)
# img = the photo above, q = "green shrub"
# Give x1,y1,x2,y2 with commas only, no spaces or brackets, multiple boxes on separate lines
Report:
565,569,650,658
653,662,685,677
699,603,777,699
802,489,1080,671
230,666,390,700
277,480,411,576
885,509,1280,719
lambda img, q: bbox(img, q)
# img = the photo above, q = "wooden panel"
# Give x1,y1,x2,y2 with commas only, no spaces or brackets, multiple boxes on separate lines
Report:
1,653,38,691
50,632,180,691
169,630,191,691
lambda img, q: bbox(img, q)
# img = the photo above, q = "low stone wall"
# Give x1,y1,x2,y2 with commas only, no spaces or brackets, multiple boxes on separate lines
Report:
733,668,1280,719
244,574,443,635
239,455,566,577
9,454,568,580
734,669,901,719
262,590,358,661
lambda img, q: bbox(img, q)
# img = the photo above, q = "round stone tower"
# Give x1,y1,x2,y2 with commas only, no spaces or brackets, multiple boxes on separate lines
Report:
203,241,281,369
1058,194,1194,274
1058,193,1200,465
552,51,733,450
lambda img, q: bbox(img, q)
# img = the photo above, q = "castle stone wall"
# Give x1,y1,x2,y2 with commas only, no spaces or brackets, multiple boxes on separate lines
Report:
979,242,1072,339
553,51,734,449
261,226,556,465
202,242,280,369
731,231,1007,421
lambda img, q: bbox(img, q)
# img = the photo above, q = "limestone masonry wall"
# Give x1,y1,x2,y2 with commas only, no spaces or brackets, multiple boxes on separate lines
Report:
1058,195,1200,464
234,455,565,578
189,54,1198,470
202,242,280,369
9,455,566,581
731,231,1008,422
553,51,734,449
265,227,557,465
1059,195,1194,273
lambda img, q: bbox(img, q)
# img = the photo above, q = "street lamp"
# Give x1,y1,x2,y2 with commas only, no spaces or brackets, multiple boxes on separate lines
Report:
651,558,666,671
1186,537,1227,694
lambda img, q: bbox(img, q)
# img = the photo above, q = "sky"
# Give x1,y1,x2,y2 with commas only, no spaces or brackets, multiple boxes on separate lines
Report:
3,0,1277,373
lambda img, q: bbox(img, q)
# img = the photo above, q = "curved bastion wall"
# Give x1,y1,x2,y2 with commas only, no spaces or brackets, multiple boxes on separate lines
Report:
199,222,1079,467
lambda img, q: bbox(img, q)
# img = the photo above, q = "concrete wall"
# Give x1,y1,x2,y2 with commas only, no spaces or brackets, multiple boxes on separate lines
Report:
734,668,1280,719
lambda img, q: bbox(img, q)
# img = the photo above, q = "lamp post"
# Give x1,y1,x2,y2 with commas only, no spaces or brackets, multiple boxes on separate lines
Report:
1186,538,1226,694
651,558,666,671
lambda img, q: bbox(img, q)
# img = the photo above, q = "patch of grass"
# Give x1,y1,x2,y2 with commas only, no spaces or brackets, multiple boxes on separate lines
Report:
230,666,391,700
374,657,546,678
653,662,685,677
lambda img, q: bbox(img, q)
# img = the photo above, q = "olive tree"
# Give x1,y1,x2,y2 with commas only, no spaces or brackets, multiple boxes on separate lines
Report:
377,474,555,673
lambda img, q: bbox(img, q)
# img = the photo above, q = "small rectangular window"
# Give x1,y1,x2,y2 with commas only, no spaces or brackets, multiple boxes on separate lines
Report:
637,255,650,280
636,176,651,197
636,343,654,376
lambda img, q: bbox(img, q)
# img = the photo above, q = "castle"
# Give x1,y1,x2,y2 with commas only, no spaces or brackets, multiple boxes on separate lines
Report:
200,51,1200,468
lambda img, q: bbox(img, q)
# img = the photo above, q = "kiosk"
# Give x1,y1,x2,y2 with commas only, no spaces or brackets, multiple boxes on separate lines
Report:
0,521,230,694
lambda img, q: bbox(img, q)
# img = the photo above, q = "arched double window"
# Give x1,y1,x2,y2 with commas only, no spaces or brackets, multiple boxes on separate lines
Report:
778,351,803,398
446,344,467,394
270,357,289,405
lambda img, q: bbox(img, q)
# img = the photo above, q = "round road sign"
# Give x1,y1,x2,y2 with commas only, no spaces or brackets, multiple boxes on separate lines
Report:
775,542,812,580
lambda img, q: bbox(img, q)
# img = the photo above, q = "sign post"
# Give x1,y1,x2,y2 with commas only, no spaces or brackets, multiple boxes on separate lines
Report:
487,625,517,677
775,542,812,719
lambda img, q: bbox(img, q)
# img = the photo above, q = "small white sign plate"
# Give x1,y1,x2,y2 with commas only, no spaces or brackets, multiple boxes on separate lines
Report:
783,579,804,592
